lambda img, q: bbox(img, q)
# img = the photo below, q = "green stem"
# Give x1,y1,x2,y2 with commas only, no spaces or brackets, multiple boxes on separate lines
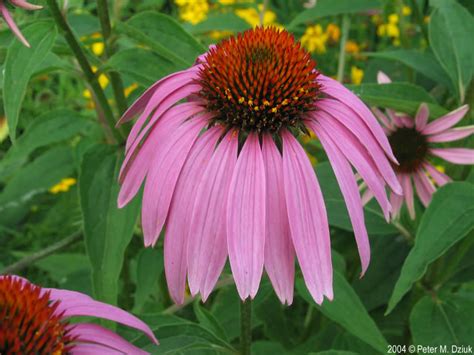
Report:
96,0,128,115
336,15,350,83
46,0,122,143
240,299,252,355
410,0,429,44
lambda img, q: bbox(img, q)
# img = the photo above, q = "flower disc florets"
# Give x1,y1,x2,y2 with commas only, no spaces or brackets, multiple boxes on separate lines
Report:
0,276,74,354
198,27,320,133
388,127,428,173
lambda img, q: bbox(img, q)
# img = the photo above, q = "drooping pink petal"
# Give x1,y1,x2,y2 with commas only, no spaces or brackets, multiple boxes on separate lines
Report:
262,135,294,305
164,126,223,304
10,0,43,10
0,4,30,47
400,174,415,219
227,133,266,300
281,130,332,304
413,170,436,207
50,295,158,344
390,191,404,219
399,115,414,128
187,130,238,301
308,114,393,220
422,105,469,135
69,324,148,355
361,188,374,206
119,66,201,125
427,126,474,143
430,148,474,165
70,343,122,354
415,103,429,131
142,114,210,247
316,99,401,195
126,83,202,151
318,74,397,163
313,122,370,275
372,107,394,130
423,162,451,186
387,109,405,128
377,71,392,84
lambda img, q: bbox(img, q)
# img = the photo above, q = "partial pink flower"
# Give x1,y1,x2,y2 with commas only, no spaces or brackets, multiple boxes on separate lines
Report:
0,275,158,354
117,28,401,305
365,72,474,219
0,0,42,47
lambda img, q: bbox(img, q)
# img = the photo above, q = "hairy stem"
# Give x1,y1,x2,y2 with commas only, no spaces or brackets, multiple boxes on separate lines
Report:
240,299,252,355
336,15,350,82
1,231,82,275
46,0,123,143
96,0,128,115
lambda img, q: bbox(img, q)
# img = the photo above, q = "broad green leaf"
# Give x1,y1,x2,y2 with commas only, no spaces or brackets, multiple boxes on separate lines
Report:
347,83,447,117
79,145,140,306
316,162,398,236
410,293,474,347
133,248,163,313
365,50,453,91
193,301,229,342
296,272,388,354
190,13,250,34
106,48,182,87
121,11,205,68
288,0,381,29
387,183,474,314
3,21,57,141
35,253,90,283
429,0,474,102
310,351,359,355
0,146,75,226
252,341,288,355
0,109,91,181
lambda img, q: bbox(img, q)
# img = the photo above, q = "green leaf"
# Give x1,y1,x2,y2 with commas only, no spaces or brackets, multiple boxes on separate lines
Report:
193,301,229,342
347,83,447,117
0,146,75,226
106,48,182,87
190,13,250,34
0,109,91,181
79,145,140,306
410,293,474,347
296,272,388,354
2,21,57,141
310,351,359,355
35,253,90,283
387,183,474,314
316,162,398,236
365,50,453,91
120,11,205,68
288,0,381,30
133,248,163,313
429,0,474,102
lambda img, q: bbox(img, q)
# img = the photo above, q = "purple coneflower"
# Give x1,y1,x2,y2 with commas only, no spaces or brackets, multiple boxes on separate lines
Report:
0,275,158,354
0,0,41,47
366,72,474,219
117,27,401,305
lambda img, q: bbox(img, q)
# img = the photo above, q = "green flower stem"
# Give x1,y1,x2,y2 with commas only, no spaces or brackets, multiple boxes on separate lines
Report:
240,299,252,355
96,0,128,115
46,0,123,143
336,15,351,83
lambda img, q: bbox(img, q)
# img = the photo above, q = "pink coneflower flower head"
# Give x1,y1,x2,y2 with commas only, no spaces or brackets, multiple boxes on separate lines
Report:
368,71,474,219
0,0,42,47
0,275,158,354
117,27,401,306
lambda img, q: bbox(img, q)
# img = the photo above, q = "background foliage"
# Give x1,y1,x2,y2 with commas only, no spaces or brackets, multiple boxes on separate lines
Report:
1,0,473,354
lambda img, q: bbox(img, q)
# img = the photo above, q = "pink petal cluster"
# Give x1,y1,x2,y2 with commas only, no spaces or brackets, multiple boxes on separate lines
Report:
366,72,474,218
0,275,158,354
118,42,401,305
0,0,41,47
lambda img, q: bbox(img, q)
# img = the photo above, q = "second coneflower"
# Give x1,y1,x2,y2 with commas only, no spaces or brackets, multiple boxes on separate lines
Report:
117,27,401,305
0,0,42,47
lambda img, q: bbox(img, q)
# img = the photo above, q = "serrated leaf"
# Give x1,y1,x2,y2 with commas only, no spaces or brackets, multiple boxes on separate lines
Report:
3,21,57,141
387,183,474,314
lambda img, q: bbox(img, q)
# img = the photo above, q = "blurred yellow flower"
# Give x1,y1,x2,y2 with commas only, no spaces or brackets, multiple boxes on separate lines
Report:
209,30,234,40
90,33,105,56
176,0,209,25
49,178,77,194
301,24,327,54
402,6,412,16
235,4,277,28
345,40,360,54
424,16,430,24
218,0,236,4
90,66,109,89
325,23,340,43
0,116,9,143
351,66,364,85
124,83,139,98
388,13,399,24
